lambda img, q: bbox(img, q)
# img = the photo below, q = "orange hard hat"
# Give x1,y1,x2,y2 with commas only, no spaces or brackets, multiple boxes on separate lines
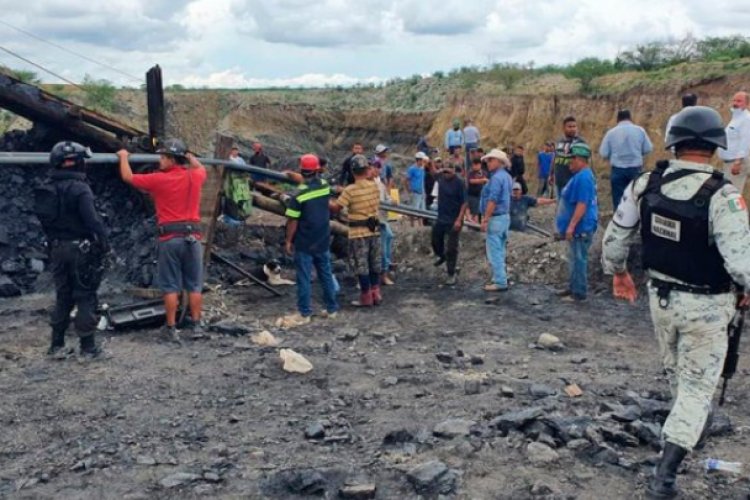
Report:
300,153,320,171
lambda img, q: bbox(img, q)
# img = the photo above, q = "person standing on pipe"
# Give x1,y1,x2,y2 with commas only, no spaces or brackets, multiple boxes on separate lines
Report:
35,141,109,359
117,140,207,345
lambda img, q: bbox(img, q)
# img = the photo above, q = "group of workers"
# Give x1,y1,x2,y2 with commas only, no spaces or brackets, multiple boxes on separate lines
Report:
32,94,750,499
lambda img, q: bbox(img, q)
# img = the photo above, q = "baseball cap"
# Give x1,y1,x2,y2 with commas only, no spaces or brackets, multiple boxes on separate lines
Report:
512,182,522,190
570,143,592,159
374,144,390,154
415,152,429,160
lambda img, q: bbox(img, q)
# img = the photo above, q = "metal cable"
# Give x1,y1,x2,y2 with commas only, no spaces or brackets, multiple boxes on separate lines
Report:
0,45,84,90
0,20,142,83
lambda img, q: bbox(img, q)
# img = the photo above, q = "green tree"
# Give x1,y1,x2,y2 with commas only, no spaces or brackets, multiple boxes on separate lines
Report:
564,57,615,91
82,74,116,112
488,63,529,90
10,69,41,84
616,42,668,71
697,35,750,61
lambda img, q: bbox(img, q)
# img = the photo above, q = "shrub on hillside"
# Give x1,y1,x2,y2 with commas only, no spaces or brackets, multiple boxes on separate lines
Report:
82,74,116,112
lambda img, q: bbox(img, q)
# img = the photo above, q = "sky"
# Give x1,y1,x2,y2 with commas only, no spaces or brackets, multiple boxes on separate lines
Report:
1,0,749,88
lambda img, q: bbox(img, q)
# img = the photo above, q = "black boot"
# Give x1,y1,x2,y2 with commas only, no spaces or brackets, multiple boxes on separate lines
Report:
47,327,73,358
79,333,103,359
646,442,688,499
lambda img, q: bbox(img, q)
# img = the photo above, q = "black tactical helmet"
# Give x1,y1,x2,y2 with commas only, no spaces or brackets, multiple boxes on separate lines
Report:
156,138,188,157
665,106,727,150
49,141,92,168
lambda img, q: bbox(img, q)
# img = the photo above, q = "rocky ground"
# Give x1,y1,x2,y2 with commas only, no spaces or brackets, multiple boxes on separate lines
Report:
1,215,749,500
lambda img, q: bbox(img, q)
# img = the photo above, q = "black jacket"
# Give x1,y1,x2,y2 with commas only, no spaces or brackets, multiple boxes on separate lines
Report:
45,170,108,245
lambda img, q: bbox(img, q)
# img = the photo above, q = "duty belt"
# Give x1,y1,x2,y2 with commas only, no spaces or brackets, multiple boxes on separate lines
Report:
650,277,732,309
349,217,380,232
158,221,200,237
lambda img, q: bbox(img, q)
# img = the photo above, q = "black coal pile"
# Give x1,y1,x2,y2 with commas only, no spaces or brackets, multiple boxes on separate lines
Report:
0,130,158,296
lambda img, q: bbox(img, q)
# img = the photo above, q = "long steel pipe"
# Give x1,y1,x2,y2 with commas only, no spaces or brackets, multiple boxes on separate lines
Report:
0,152,552,237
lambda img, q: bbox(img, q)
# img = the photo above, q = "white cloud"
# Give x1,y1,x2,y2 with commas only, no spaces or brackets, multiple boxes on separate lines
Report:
0,0,749,89
177,68,384,88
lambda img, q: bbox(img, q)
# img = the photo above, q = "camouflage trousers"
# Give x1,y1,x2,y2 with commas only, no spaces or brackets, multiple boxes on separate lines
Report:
648,283,732,450
348,235,382,277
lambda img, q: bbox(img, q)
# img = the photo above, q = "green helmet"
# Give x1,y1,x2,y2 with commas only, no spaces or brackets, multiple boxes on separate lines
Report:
570,142,591,159
665,106,727,150
452,119,461,128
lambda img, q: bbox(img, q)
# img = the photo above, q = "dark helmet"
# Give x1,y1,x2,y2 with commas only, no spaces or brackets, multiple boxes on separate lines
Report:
156,138,188,158
666,106,727,150
50,141,92,168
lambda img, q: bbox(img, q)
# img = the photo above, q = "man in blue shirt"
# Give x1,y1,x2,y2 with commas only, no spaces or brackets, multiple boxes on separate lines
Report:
480,148,513,292
463,119,481,167
536,142,554,196
510,182,555,231
555,143,598,301
282,154,339,327
405,152,427,211
374,144,394,189
599,109,653,209
444,119,464,154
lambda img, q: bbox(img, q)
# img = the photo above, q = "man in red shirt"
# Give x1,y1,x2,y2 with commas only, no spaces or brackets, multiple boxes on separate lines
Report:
117,139,207,344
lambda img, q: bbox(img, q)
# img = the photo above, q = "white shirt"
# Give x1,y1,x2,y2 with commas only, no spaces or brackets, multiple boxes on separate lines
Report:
719,108,750,161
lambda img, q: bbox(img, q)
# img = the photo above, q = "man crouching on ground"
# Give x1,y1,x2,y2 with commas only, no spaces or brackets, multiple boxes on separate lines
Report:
117,140,207,345
279,154,339,327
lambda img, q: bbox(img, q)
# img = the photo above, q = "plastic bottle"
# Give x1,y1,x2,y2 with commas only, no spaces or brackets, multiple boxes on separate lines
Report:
704,458,743,474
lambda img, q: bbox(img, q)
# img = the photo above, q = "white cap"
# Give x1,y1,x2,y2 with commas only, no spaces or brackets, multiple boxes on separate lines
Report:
481,148,510,165
512,182,522,190
415,152,429,160
374,144,390,154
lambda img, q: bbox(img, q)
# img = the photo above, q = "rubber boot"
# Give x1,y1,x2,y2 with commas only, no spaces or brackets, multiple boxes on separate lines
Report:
351,290,373,307
646,442,688,499
371,285,382,305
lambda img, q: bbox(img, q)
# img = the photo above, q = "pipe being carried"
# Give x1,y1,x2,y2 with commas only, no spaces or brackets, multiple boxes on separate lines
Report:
0,152,292,183
0,152,552,237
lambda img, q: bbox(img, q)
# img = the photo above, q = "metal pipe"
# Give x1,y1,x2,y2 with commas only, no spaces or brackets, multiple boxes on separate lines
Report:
0,152,553,237
0,152,292,183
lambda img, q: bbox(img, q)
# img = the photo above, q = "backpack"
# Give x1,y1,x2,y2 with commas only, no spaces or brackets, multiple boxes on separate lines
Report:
34,180,68,231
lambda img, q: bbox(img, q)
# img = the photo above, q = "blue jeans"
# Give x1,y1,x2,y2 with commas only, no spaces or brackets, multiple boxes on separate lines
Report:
486,214,510,286
380,222,393,271
568,234,593,299
610,167,641,209
294,250,338,317
409,192,425,211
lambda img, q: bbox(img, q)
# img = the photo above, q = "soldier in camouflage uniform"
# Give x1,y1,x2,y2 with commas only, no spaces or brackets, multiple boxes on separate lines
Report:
601,106,750,499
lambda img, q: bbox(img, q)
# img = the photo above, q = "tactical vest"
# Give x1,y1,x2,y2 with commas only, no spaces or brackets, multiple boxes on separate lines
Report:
639,161,731,289
34,172,91,241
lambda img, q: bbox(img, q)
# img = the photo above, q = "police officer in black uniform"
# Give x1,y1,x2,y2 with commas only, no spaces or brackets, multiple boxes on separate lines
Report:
36,141,109,359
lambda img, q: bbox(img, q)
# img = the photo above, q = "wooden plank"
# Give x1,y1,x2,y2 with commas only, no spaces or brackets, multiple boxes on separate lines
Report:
200,134,233,273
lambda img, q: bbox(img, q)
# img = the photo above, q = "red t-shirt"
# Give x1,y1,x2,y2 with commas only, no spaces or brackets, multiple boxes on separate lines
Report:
131,166,207,240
